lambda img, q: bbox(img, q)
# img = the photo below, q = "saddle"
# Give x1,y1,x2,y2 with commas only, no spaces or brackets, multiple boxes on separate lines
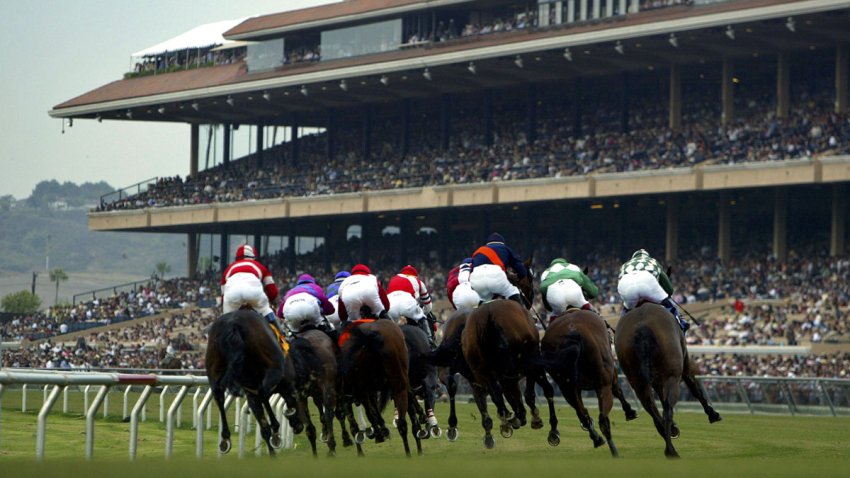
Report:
337,318,376,347
269,323,290,357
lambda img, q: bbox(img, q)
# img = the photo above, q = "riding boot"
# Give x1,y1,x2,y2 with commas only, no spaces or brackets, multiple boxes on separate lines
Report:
378,309,390,320
419,319,436,349
507,294,526,309
661,298,689,332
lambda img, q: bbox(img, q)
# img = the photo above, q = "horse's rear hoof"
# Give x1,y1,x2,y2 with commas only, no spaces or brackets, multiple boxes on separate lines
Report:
530,416,544,429
355,431,366,445
547,430,560,447
365,427,375,439
219,439,232,454
447,427,459,442
665,449,680,459
430,425,442,439
709,412,722,424
625,409,638,421
320,431,329,443
270,433,283,449
416,429,429,439
327,449,336,458
483,434,495,449
499,423,513,438
510,416,524,429
593,436,605,448
671,424,680,439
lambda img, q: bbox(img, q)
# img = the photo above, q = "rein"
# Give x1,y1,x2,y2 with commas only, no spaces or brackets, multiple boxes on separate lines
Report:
669,298,703,327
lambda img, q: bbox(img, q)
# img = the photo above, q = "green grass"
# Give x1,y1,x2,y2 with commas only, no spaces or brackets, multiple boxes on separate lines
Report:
2,390,849,477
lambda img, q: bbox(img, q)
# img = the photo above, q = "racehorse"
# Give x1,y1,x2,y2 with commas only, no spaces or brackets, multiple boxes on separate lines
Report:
615,303,722,458
205,310,285,455
541,309,638,457
338,318,422,457
278,329,344,457
401,323,441,439
461,259,560,449
427,309,473,442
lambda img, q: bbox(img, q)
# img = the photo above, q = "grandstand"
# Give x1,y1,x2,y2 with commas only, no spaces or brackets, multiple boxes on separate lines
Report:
31,0,850,375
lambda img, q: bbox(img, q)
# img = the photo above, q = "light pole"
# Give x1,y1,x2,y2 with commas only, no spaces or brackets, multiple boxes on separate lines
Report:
45,234,51,271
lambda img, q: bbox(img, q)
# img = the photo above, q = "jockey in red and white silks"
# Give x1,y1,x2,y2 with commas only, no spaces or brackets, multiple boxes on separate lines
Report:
338,264,390,322
387,265,434,339
447,257,478,311
220,244,279,327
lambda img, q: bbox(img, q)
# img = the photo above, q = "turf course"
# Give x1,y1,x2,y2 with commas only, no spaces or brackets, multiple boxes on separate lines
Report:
2,391,849,477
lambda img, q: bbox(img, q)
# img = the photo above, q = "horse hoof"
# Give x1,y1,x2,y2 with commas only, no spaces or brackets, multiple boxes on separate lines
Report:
709,412,723,424
320,432,329,443
593,436,605,448
510,417,523,429
284,407,297,417
219,439,232,454
625,410,638,421
342,436,353,447
392,417,399,429
580,422,589,432
530,416,544,429
355,431,366,445
500,423,513,439
327,450,336,458
671,425,680,439
365,427,375,439
447,427,459,442
416,429,429,439
547,431,560,447
430,425,442,439
483,435,495,449
270,433,283,449
665,449,681,459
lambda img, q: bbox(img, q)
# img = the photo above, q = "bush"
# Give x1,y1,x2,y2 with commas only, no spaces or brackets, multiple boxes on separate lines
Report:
1,290,42,314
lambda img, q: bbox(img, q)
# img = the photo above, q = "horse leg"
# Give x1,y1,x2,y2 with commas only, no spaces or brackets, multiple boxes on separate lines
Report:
659,378,680,459
262,399,282,449
406,392,424,456
446,371,459,441
613,376,638,421
423,372,441,439
335,402,354,447
346,400,365,457
522,376,544,429
300,398,318,458
487,379,516,440
597,386,619,458
212,385,233,454
362,393,388,443
502,378,525,429
633,379,671,454
245,394,275,456
682,370,722,424
470,383,496,449
321,390,337,457
531,370,560,447
560,380,605,448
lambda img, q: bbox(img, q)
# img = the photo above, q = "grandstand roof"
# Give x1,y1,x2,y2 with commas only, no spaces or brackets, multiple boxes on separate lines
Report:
50,0,850,124
132,19,248,58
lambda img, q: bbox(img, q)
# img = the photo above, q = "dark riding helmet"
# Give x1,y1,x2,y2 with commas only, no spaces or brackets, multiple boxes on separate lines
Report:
632,249,650,259
486,233,505,244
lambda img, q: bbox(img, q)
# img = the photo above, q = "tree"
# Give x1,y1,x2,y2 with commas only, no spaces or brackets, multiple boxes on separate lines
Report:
155,261,171,280
49,267,68,305
1,290,42,314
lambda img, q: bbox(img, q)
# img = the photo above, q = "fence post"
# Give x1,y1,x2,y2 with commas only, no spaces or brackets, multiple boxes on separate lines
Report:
22,383,27,412
160,385,170,422
192,387,202,429
129,385,154,460
43,384,49,402
103,388,109,418
123,385,132,420
0,384,5,449
63,386,70,414
736,379,754,414
781,381,796,416
36,385,63,460
165,385,190,459
84,385,91,411
195,388,214,458
85,386,110,460
238,401,251,458
818,380,837,417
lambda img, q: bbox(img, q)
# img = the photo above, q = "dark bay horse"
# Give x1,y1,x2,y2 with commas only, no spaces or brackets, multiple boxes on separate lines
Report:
428,309,473,442
401,324,441,439
339,319,422,457
205,310,285,455
279,329,345,457
461,264,559,449
541,309,638,457
615,303,722,458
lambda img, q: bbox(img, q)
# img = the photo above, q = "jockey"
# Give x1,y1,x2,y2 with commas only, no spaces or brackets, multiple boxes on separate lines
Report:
447,257,478,311
324,270,350,330
278,273,335,334
338,264,390,323
387,265,434,342
469,233,528,308
539,258,599,321
220,244,282,334
617,249,689,332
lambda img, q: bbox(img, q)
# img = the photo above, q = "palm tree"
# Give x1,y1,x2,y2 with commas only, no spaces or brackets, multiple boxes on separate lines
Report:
155,261,171,280
49,267,68,305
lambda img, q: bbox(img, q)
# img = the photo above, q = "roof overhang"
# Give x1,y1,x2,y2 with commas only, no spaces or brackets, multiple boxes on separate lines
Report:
50,0,849,120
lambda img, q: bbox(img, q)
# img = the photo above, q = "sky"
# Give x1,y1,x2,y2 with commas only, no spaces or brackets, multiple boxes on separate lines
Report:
0,0,337,199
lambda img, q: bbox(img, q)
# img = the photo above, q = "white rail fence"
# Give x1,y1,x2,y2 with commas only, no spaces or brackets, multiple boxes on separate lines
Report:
0,369,293,460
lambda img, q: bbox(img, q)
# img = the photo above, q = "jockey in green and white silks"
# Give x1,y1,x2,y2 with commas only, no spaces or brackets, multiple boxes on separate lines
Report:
617,249,689,332
539,258,598,321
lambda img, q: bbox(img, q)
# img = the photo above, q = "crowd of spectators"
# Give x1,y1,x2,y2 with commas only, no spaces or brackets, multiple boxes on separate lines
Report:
129,48,246,78
693,352,850,379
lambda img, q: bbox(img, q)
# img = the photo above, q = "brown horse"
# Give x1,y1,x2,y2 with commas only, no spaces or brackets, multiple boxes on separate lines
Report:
541,309,638,457
615,303,722,458
461,264,559,449
428,309,473,442
205,310,285,455
401,323,441,439
278,329,345,457
338,319,422,457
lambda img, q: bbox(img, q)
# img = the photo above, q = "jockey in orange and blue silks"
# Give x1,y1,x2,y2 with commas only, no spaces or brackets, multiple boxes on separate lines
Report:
469,233,529,308
278,273,335,333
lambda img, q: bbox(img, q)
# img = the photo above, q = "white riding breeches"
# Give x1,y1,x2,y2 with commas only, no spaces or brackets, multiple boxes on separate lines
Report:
469,264,519,301
388,290,425,322
325,295,341,329
617,270,668,309
546,279,589,315
222,273,273,316
340,276,385,320
282,292,322,331
452,282,480,311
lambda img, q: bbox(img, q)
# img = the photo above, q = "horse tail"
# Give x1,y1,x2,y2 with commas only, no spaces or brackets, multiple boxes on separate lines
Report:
289,336,320,382
634,325,658,387
217,319,247,397
541,332,583,383
427,323,464,367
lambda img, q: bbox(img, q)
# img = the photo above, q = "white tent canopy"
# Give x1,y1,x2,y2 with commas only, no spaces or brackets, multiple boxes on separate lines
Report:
131,18,250,58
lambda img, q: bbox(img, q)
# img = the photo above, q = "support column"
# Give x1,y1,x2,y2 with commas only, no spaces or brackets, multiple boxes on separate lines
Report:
718,192,731,262
837,43,848,113
665,195,679,262
399,216,410,265
361,106,372,160
323,223,332,273
290,115,300,166
620,72,629,133
219,231,229,274
721,58,734,125
669,64,682,129
190,124,199,177
526,84,538,144
253,234,262,258
831,184,846,256
439,211,449,266
360,216,371,262
573,78,583,137
288,227,297,271
326,110,336,160
484,89,494,147
776,53,790,119
223,123,231,168
773,188,788,262
440,94,450,150
187,232,198,277
255,125,264,168
401,99,411,156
